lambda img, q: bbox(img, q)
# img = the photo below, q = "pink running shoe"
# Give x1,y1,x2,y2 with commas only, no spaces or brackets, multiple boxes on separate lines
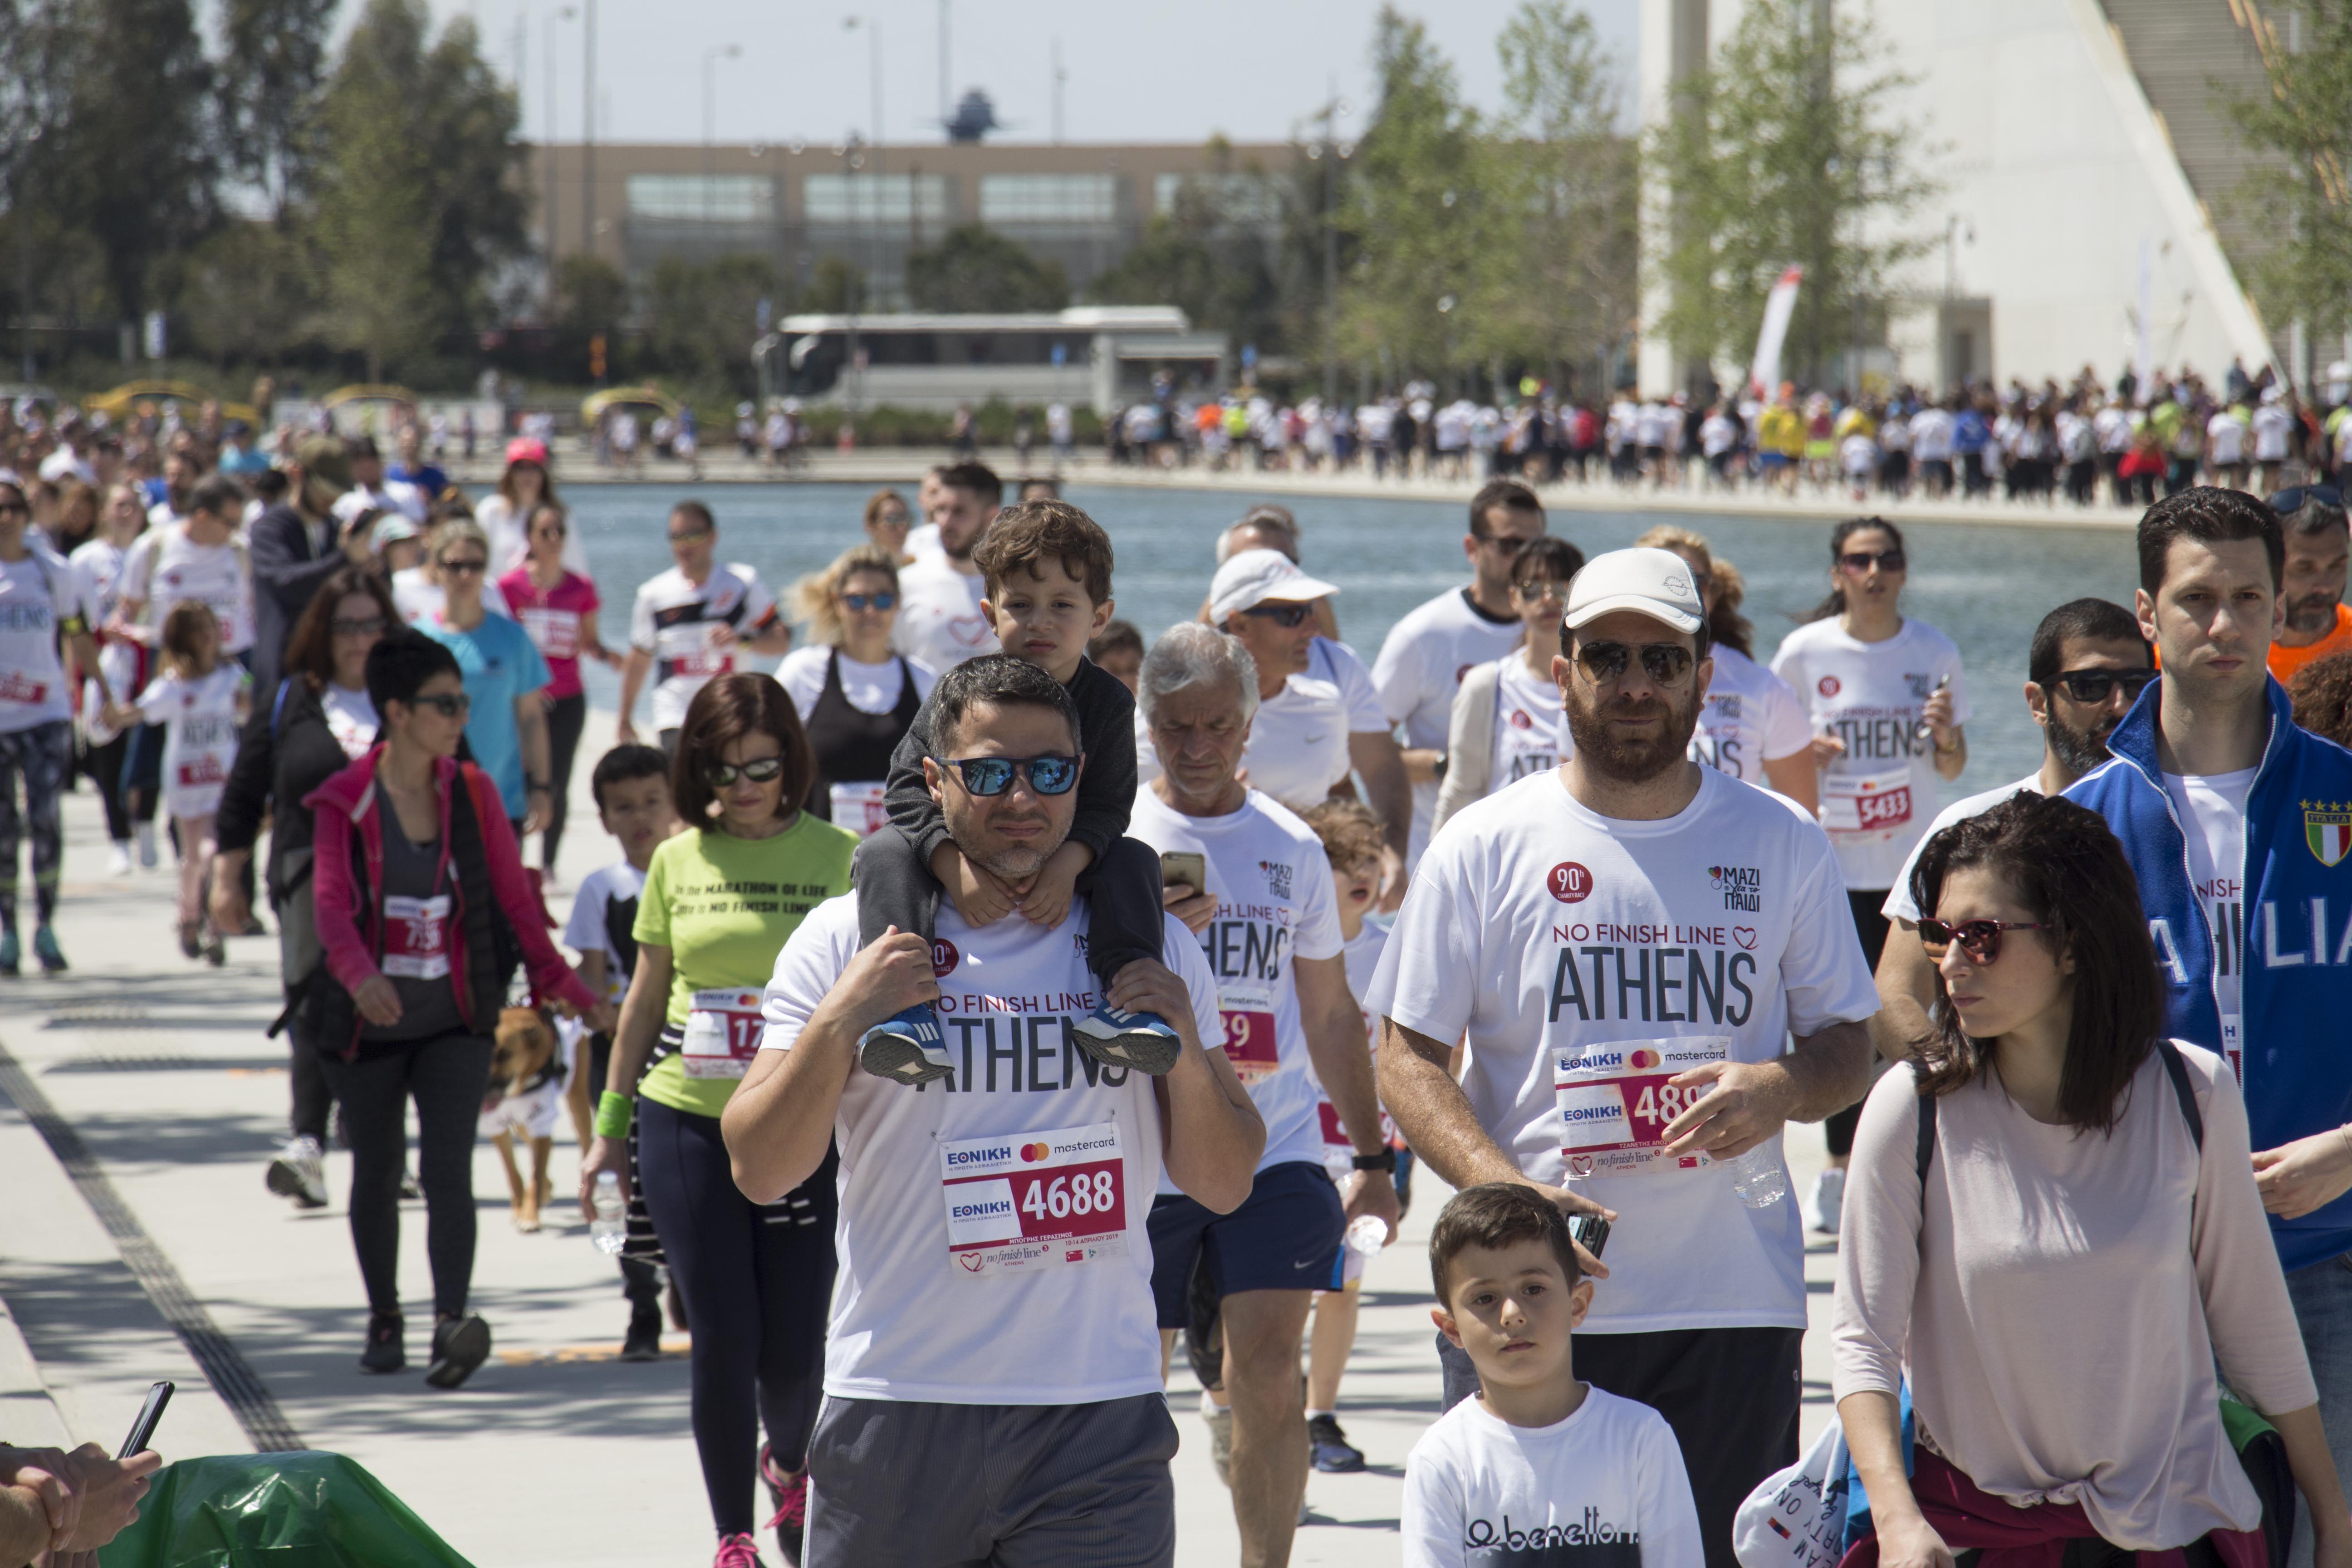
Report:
760,1446,808,1567
713,1531,764,1568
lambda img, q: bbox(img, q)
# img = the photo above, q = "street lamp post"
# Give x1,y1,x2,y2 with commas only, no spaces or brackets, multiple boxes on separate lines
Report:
1308,83,1351,407
844,17,884,304
703,44,741,233
544,5,575,312
580,0,597,260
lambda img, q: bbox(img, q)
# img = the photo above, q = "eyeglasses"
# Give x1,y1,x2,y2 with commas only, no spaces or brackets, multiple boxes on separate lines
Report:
1837,549,1908,575
2045,667,2157,705
668,528,713,544
1571,640,1695,685
2268,484,2344,518
409,692,471,718
1513,578,1568,603
1240,603,1314,628
1917,917,2054,965
842,592,898,612
437,558,487,577
1475,531,1539,558
331,616,386,637
706,756,786,787
935,754,1081,796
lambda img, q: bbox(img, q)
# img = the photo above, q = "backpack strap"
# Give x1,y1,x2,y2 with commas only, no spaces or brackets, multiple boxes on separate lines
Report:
270,677,296,742
1912,1061,1937,1185
2155,1038,2205,1152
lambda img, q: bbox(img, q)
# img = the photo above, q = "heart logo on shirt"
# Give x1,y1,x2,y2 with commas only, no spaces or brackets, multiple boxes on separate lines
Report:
1732,926,1758,950
950,615,990,646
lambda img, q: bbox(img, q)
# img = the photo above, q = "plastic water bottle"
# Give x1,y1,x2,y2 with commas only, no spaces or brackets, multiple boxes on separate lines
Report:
1345,1215,1389,1256
1725,1146,1788,1210
590,1171,627,1254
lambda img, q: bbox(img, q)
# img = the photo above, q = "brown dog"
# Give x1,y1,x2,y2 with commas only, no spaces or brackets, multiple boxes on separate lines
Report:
482,1007,564,1232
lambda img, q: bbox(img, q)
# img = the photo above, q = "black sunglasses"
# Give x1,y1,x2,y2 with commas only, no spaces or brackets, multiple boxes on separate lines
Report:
410,692,470,718
1918,917,2054,965
1512,578,1568,602
935,754,1080,796
1837,549,1907,574
842,592,898,612
331,616,387,637
1572,640,1695,685
2268,485,2344,518
1240,603,1314,628
706,756,786,787
437,557,487,577
2045,667,2157,705
1475,531,1538,557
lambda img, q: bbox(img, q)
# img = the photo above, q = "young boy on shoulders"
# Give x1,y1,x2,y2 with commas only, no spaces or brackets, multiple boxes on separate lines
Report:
563,742,677,1362
853,500,1178,1083
1405,1184,1702,1568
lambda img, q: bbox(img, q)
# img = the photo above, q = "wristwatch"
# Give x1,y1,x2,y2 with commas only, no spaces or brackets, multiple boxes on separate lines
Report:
1352,1149,1397,1173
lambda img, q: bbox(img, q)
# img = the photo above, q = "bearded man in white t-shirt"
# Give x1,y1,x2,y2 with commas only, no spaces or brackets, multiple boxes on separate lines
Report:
1370,548,1880,1568
893,461,1004,674
725,656,1264,1568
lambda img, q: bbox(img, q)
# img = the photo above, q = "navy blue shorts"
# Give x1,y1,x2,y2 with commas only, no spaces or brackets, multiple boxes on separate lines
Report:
1147,1160,1343,1328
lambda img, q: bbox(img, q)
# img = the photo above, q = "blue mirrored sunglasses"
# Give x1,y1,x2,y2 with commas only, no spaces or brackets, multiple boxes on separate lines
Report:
934,754,1080,796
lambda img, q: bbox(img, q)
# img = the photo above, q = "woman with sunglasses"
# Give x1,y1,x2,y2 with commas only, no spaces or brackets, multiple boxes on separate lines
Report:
1833,792,2350,1568
418,519,553,838
305,632,607,1386
577,672,855,1568
779,544,935,841
1770,516,1969,1235
499,503,612,872
214,564,401,1210
861,486,913,562
1431,536,1585,835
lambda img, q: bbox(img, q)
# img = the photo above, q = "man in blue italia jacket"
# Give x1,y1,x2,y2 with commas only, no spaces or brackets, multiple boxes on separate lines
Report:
2067,486,2352,1557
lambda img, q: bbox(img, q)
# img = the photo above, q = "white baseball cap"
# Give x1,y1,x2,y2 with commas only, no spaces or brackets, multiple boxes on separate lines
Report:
1209,548,1342,621
1561,547,1706,637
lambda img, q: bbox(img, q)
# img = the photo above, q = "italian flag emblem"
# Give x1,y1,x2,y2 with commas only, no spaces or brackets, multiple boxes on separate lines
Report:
2310,802,2352,868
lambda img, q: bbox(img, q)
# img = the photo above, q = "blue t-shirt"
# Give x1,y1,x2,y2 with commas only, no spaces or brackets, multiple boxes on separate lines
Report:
421,612,550,820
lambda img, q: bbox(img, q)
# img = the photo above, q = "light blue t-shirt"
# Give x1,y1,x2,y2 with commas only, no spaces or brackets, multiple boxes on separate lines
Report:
422,611,551,820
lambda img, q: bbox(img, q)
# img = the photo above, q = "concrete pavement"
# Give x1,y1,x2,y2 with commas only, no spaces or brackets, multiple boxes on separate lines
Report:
0,703,1841,1566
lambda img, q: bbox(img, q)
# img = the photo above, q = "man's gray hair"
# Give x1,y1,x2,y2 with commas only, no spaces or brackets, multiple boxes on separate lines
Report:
1139,622,1259,726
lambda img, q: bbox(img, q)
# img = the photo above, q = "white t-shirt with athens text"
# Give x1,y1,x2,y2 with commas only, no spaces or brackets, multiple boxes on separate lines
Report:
628,563,779,730
0,551,85,734
118,525,255,654
1402,1387,1703,1568
1691,646,1810,786
758,892,1221,1405
1129,788,1346,1176
1366,768,1876,1333
1881,773,2043,924
1375,588,1528,866
1770,617,1970,890
2165,767,2254,1069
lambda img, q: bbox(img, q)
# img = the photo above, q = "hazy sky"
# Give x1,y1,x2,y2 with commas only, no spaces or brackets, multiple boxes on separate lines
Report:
410,0,1641,149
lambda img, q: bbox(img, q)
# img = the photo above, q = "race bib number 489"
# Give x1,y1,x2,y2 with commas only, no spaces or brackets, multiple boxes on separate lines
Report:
939,1121,1129,1279
1555,1036,1730,1176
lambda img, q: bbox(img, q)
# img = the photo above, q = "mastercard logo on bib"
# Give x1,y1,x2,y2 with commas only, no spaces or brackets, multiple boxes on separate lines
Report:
1019,1142,1051,1162
1628,1047,1662,1069
1548,862,1594,903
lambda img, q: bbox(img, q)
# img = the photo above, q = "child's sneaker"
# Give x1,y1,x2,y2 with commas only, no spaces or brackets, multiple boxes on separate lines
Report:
858,1004,953,1085
1070,1005,1181,1076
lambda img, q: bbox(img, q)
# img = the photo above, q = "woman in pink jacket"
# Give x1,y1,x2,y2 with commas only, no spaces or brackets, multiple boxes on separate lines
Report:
305,631,612,1388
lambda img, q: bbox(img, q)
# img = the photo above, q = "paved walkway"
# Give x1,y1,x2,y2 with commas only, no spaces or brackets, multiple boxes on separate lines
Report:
0,705,1840,1566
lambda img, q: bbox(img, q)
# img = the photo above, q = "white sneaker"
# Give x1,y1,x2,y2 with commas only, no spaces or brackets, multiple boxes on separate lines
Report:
105,842,133,877
1806,1166,1846,1235
135,823,158,870
266,1136,329,1209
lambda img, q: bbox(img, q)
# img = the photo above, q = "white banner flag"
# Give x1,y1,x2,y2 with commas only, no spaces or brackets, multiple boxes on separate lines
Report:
1749,266,1804,400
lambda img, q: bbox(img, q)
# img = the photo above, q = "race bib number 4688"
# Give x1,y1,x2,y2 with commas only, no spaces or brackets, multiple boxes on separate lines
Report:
938,1121,1128,1279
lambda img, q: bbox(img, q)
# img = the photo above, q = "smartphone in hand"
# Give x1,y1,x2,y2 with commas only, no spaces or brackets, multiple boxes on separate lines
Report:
117,1381,172,1460
1159,851,1206,900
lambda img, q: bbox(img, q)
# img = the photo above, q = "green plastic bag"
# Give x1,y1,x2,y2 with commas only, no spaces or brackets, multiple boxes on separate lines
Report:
97,1452,476,1568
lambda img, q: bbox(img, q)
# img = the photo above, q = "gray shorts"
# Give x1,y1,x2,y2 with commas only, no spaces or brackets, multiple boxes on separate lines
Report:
804,1391,1178,1568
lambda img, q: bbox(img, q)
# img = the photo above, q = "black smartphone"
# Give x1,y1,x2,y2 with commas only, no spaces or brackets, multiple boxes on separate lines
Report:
1568,1213,1611,1263
117,1380,172,1459
1159,851,1206,899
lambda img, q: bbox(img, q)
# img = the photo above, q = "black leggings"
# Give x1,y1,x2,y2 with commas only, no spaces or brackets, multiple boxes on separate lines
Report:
636,1097,838,1537
317,1032,493,1319
0,721,72,932
286,1014,334,1144
1824,887,1893,1159
539,692,588,871
83,730,149,841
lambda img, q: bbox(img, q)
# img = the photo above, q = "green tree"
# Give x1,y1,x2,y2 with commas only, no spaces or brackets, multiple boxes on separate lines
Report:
180,221,316,367
904,224,1070,313
1646,0,1935,388
804,255,867,314
644,253,781,392
1337,9,1489,385
219,0,337,219
1090,173,1281,347
2219,1,2352,343
1478,0,1637,390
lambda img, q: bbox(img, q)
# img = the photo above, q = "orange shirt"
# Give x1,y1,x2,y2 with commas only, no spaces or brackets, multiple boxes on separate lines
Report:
2270,601,2352,685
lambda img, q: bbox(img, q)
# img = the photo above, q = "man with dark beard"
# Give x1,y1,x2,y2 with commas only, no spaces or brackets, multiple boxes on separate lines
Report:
1871,598,2154,1062
2266,486,2352,686
1369,549,1880,1568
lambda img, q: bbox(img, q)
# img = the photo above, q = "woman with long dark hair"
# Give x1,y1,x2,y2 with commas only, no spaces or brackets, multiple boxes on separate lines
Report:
305,632,606,1386
1833,793,2350,1567
215,563,401,1210
1770,516,1969,1234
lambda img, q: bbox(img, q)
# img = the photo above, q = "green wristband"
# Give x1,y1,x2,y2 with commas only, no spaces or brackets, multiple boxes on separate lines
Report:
594,1091,635,1140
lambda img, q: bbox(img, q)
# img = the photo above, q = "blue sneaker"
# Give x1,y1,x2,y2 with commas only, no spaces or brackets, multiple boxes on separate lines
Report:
32,926,65,974
0,930,20,976
858,1004,953,1085
1071,1005,1181,1076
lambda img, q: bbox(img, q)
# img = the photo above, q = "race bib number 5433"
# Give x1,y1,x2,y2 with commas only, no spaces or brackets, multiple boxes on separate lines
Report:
939,1121,1128,1279
1555,1036,1730,1176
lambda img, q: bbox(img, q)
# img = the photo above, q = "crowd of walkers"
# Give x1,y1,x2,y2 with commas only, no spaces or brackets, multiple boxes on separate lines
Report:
7,378,2352,1568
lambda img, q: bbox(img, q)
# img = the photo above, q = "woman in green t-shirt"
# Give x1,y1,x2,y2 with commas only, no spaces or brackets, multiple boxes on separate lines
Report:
578,671,854,1568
